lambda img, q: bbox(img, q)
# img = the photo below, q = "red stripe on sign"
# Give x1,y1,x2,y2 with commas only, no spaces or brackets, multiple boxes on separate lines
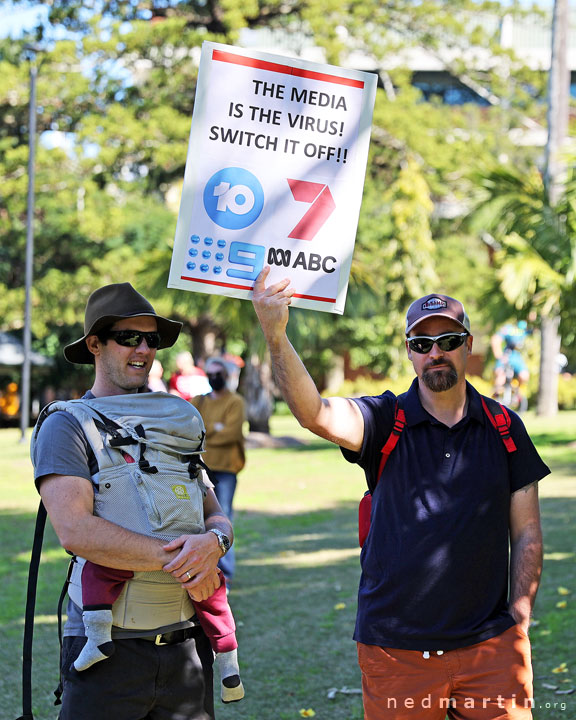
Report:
293,292,336,303
181,276,253,291
181,276,337,303
212,49,365,89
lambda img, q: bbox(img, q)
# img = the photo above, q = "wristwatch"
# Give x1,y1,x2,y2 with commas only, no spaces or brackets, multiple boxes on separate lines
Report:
208,528,231,556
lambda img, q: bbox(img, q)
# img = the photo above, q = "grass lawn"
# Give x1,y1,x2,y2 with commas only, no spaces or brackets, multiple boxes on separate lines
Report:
1,410,575,720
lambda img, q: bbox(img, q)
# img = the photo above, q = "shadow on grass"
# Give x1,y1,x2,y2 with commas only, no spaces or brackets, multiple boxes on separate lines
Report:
250,439,338,453
529,496,576,720
530,431,576,445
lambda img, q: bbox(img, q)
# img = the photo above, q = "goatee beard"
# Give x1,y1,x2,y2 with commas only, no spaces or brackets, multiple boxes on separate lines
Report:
422,365,458,392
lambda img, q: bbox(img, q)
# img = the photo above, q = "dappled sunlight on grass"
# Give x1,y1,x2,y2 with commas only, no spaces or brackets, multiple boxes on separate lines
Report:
15,547,67,564
13,614,59,626
544,552,575,562
242,546,360,568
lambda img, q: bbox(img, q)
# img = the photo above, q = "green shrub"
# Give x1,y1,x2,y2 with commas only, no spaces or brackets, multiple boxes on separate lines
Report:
326,374,494,399
324,374,415,398
558,374,576,410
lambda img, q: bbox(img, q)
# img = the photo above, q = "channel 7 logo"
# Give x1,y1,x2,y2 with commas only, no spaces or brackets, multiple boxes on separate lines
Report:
200,167,336,282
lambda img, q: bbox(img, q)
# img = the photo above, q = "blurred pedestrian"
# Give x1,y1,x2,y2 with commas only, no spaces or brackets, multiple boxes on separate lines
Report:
147,359,168,392
169,351,211,399
191,358,245,581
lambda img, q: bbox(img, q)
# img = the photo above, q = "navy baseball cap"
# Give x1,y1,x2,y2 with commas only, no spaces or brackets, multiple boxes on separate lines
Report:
405,294,471,335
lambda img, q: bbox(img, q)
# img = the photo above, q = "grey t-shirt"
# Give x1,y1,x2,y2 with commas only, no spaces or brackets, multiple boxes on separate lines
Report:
33,397,196,638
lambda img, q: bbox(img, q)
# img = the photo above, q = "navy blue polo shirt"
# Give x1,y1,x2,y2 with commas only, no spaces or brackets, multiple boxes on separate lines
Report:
342,378,550,651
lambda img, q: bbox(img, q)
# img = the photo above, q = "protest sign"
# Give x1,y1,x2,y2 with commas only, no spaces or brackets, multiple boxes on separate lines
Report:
168,41,377,314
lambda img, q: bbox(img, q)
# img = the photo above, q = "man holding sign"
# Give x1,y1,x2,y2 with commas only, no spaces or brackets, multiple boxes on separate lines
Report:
252,267,549,719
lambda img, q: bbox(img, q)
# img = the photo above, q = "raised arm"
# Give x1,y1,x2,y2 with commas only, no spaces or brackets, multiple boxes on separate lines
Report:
508,481,543,634
252,266,364,452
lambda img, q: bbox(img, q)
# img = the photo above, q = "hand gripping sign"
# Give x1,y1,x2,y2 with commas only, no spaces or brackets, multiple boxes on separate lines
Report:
168,42,377,314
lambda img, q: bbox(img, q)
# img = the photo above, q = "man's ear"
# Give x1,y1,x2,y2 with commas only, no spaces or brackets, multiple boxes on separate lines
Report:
405,338,412,361
467,335,474,355
85,335,100,359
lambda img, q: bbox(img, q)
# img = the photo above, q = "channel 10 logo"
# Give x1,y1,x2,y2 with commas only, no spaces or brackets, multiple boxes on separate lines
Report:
203,167,264,230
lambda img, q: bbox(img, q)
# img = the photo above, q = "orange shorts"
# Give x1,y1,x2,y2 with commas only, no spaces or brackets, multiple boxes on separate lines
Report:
358,624,533,720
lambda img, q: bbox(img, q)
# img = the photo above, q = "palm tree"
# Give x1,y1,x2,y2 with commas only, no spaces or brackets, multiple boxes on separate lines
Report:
469,163,576,415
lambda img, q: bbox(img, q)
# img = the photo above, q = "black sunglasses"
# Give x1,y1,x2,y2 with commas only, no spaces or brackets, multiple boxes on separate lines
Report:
101,330,161,349
407,332,469,354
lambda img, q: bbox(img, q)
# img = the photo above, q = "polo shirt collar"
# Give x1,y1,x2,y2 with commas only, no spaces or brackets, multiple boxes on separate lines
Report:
403,377,486,427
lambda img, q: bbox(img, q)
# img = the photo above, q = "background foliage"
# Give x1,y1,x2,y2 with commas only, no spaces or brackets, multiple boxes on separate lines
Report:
0,0,573,403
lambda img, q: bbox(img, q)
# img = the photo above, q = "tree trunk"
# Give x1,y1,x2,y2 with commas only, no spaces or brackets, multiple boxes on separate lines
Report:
537,314,561,417
243,352,273,433
537,0,569,415
544,0,570,205
185,315,218,364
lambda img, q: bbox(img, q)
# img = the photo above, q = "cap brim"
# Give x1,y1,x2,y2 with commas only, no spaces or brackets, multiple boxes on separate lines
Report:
406,313,470,335
64,314,182,364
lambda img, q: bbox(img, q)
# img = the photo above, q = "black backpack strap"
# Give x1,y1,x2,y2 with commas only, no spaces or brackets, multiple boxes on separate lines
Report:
92,410,138,449
53,557,75,707
189,455,218,486
481,396,517,453
15,500,47,720
92,410,157,473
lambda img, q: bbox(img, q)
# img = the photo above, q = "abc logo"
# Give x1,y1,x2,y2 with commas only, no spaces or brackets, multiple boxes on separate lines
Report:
203,167,264,230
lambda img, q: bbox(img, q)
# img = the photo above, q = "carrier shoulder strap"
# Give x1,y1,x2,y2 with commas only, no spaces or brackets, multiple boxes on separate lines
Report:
15,499,46,720
375,395,407,486
480,396,517,453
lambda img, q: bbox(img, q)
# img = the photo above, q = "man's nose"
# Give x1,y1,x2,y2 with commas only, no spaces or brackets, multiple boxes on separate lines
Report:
135,338,152,351
428,341,445,357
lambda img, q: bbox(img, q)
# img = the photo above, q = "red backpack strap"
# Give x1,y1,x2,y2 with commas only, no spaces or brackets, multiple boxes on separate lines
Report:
376,398,407,483
480,396,517,453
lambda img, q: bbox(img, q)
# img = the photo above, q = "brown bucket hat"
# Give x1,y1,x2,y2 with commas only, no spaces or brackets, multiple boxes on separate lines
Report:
64,282,182,365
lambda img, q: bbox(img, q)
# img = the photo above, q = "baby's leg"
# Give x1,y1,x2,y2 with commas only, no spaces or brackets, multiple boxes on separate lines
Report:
192,573,245,703
74,563,133,672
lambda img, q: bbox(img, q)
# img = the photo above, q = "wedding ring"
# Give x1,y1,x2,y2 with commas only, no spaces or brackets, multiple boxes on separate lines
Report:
185,571,192,580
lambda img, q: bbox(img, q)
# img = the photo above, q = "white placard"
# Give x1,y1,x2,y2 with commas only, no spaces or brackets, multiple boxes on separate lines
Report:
169,42,377,314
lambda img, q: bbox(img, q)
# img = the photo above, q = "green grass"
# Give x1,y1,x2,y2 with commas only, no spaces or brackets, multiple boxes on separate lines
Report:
1,411,575,720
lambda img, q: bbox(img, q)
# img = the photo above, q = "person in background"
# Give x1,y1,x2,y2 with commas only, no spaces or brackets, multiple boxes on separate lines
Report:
169,351,211,400
191,358,245,582
491,321,530,397
147,358,168,392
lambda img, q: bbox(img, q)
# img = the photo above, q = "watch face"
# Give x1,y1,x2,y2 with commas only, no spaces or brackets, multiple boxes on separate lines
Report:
212,529,230,553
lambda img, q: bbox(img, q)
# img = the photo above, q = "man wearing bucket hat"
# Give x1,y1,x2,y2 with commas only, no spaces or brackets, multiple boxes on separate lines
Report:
32,282,234,720
252,267,549,720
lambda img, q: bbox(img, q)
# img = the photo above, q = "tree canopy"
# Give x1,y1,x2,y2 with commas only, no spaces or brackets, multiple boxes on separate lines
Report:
0,0,564,401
